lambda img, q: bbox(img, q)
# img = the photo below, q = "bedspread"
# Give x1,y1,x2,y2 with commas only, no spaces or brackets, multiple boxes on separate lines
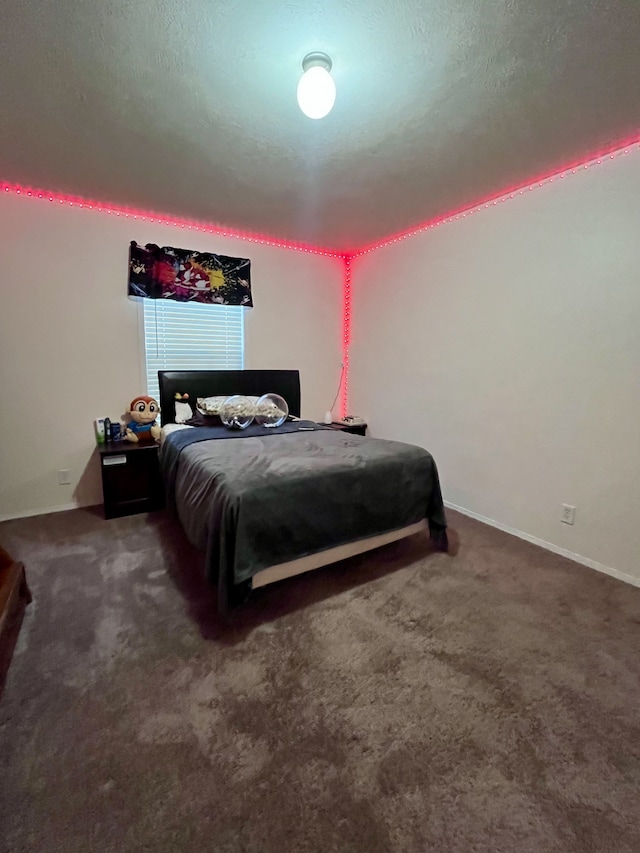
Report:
160,422,447,611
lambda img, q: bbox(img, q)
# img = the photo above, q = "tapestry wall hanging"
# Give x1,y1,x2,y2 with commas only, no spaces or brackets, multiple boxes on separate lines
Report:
128,241,252,307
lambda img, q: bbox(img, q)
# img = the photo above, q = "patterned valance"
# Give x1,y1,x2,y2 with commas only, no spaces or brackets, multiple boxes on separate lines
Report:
128,241,252,307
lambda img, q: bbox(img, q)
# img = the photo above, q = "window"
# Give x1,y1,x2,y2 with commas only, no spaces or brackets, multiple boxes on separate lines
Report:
143,300,244,401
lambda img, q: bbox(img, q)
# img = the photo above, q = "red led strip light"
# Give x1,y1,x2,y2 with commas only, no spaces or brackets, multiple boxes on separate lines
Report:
350,138,640,256
0,183,343,258
2,137,638,417
341,255,352,418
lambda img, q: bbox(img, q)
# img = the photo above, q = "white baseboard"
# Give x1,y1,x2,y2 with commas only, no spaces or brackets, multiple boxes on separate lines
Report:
444,500,640,590
0,501,82,523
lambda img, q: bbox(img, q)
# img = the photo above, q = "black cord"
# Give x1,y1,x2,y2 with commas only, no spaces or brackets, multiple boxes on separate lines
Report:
329,363,345,413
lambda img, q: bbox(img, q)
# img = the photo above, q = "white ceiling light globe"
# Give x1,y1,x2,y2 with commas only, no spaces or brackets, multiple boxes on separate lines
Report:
297,56,336,119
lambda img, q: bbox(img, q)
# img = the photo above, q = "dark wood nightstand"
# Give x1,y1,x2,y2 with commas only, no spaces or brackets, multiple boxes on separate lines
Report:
324,421,368,437
98,441,164,519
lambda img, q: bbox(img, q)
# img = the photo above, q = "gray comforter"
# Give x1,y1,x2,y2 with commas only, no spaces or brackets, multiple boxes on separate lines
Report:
160,422,447,611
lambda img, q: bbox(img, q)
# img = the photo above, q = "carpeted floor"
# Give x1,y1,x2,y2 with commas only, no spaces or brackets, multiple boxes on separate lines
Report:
1,507,639,853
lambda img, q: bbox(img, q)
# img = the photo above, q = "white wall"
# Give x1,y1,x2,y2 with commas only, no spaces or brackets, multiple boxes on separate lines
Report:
0,195,343,518
350,150,640,583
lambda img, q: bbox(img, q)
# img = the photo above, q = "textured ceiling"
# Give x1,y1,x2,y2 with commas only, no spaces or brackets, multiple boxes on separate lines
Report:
1,0,639,251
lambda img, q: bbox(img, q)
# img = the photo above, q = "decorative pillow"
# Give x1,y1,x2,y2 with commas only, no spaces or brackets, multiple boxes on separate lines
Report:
254,394,289,427
197,395,261,416
218,396,288,421
185,410,222,427
196,395,229,415
220,395,255,429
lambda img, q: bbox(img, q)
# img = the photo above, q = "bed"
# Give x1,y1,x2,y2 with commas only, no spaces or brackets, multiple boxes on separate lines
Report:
158,369,448,612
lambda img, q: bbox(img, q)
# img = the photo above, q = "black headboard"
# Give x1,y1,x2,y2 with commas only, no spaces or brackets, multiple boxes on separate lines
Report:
158,370,301,425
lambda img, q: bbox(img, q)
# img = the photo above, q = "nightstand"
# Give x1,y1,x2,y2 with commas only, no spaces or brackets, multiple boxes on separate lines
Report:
98,442,164,519
324,421,368,437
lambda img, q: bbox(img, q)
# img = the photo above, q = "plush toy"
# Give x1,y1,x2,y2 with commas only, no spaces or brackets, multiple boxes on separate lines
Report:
174,392,193,424
125,395,161,443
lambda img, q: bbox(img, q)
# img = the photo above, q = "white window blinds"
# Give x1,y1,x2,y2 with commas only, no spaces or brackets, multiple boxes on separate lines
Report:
143,300,244,401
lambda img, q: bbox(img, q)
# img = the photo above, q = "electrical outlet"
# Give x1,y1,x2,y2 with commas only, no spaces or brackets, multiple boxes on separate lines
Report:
561,504,575,525
58,469,71,486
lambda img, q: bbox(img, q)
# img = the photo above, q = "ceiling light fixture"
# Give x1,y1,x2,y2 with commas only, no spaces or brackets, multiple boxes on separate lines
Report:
297,52,336,120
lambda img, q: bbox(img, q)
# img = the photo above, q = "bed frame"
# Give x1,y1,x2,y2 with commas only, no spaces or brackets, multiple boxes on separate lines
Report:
157,369,430,596
158,369,301,425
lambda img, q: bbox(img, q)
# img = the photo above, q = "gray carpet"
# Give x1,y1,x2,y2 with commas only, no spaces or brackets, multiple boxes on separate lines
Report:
1,507,639,853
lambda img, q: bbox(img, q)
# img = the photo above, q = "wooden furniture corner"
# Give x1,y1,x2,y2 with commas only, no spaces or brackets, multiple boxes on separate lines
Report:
0,545,32,691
